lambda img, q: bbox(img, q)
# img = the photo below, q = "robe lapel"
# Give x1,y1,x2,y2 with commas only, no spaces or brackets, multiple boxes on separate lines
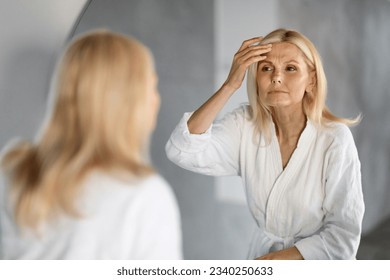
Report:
265,120,317,234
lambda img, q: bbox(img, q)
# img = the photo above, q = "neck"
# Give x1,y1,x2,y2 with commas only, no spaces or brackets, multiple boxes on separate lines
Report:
271,105,306,144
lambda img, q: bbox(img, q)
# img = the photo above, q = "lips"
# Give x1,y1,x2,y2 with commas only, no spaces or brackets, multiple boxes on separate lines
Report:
268,90,288,94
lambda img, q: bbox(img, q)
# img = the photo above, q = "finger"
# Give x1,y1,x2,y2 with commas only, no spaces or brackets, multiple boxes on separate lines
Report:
236,47,272,65
243,55,268,68
237,36,263,52
233,55,268,73
236,44,272,59
234,46,271,67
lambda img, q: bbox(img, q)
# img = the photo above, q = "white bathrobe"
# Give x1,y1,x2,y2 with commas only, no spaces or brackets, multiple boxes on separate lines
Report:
0,171,182,260
166,105,364,260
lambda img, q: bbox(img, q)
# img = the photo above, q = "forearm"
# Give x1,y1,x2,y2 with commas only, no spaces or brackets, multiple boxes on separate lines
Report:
256,246,304,260
187,83,235,134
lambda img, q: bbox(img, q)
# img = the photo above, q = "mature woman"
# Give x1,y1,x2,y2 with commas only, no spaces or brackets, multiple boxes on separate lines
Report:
166,28,364,260
0,30,182,259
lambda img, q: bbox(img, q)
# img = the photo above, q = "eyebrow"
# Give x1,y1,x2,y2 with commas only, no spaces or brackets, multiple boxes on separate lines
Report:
259,59,301,65
258,60,272,65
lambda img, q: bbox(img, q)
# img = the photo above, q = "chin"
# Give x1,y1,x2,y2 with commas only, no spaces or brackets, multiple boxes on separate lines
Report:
265,99,291,107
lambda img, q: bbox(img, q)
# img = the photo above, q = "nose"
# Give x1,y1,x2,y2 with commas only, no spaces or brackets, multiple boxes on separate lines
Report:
271,75,282,84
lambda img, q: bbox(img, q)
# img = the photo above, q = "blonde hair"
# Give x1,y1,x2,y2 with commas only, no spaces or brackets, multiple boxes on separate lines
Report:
247,28,360,140
1,30,155,229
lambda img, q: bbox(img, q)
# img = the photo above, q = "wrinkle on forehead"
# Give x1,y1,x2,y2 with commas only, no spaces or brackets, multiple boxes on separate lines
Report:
264,42,307,65
257,42,315,73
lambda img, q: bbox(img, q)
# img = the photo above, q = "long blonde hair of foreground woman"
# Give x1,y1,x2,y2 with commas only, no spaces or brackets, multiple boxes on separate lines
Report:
1,31,156,229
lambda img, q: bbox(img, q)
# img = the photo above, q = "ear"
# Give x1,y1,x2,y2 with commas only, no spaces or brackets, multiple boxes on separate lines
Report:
306,70,316,93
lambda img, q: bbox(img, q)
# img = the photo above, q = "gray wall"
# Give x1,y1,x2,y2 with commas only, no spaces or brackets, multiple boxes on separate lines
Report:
0,0,87,147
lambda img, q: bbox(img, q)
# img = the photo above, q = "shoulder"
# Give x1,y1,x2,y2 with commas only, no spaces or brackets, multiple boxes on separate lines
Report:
80,171,179,215
75,172,181,259
135,174,178,205
316,121,360,163
317,121,357,148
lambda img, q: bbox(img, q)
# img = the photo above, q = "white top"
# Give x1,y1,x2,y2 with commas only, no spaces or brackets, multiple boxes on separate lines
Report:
0,171,182,260
166,105,364,260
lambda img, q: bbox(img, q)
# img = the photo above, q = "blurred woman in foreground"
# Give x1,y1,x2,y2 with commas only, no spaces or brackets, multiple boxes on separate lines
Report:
0,30,182,259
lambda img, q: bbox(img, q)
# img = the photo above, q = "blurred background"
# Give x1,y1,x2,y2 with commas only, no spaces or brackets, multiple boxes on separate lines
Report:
0,0,389,259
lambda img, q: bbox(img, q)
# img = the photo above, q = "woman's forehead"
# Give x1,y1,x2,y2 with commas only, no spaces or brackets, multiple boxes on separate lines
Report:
265,42,307,63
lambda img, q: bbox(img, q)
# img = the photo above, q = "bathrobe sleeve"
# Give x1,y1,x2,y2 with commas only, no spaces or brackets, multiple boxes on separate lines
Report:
165,106,245,176
295,126,365,259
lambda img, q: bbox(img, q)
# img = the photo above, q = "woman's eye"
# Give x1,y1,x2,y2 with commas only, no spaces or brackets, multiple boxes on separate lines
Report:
261,66,273,72
286,66,297,72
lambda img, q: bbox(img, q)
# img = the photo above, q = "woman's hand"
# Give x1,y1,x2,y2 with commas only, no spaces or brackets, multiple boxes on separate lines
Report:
255,246,304,260
187,37,271,134
224,37,272,91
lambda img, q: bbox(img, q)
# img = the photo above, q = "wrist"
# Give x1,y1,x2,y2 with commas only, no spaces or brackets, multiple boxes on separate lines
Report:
220,82,238,96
